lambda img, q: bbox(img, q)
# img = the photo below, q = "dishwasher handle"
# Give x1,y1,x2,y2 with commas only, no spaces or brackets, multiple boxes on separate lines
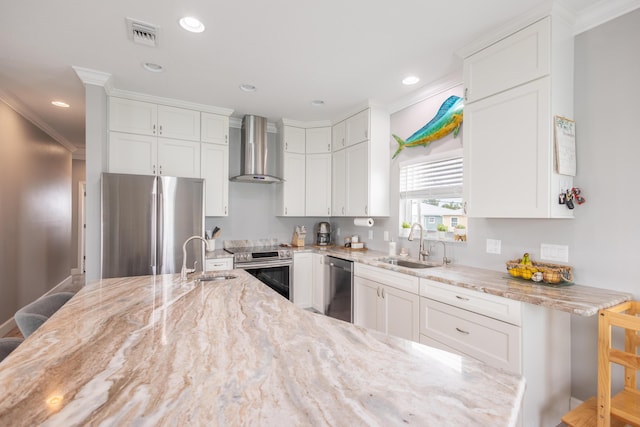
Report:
328,262,352,273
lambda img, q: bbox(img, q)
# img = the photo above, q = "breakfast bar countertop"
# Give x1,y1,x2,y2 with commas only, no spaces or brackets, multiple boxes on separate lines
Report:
0,272,524,426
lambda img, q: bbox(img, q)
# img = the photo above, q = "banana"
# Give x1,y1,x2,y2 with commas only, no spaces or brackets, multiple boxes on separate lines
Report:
521,253,532,265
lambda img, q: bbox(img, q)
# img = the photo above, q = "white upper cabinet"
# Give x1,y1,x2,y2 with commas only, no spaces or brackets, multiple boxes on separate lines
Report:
283,125,306,153
109,97,200,141
463,18,551,103
201,142,229,216
332,106,389,217
157,138,201,178
331,121,346,151
200,113,229,145
109,98,157,136
462,15,574,218
306,127,331,153
345,109,369,146
306,153,331,216
108,132,157,175
157,105,200,141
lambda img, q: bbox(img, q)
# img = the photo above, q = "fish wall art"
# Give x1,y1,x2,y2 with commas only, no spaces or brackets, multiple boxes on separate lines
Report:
392,95,464,159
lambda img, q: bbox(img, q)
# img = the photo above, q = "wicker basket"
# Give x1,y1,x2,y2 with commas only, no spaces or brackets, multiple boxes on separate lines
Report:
505,258,573,284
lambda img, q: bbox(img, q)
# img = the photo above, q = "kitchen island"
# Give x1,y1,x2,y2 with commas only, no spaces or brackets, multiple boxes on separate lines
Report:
0,271,524,426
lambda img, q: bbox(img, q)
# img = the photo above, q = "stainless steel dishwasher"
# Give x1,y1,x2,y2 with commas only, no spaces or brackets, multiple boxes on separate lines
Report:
326,256,353,323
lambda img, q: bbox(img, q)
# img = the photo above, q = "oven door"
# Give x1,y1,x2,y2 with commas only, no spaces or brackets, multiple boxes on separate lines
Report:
237,260,292,301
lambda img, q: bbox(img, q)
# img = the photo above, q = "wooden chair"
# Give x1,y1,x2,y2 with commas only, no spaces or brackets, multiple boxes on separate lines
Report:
561,301,640,427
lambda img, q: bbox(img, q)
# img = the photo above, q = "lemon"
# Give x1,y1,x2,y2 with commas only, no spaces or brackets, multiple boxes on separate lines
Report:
509,268,521,278
521,270,533,280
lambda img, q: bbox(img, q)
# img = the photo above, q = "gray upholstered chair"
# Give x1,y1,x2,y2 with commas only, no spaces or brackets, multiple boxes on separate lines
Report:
0,338,23,363
15,292,75,338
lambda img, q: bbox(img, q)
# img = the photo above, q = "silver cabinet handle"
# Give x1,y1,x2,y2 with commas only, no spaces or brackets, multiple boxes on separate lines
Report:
159,124,163,135
365,205,368,215
376,287,380,298
464,87,468,101
225,134,228,144
327,207,330,215
224,206,227,215
455,327,470,335
381,288,385,299
153,124,157,134
456,295,470,301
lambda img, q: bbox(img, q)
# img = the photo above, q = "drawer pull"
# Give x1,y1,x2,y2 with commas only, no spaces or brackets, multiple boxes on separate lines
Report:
455,327,470,335
455,295,470,301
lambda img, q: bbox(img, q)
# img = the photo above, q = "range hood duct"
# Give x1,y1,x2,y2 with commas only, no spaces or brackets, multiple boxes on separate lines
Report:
230,115,283,183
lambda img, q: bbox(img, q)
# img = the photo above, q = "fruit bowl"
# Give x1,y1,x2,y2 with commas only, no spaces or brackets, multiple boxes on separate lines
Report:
506,258,573,285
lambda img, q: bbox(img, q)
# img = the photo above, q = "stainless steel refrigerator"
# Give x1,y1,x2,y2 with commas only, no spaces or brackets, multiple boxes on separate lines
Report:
101,173,205,279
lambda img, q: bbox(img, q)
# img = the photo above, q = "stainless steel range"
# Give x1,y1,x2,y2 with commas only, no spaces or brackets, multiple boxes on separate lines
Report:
225,244,292,300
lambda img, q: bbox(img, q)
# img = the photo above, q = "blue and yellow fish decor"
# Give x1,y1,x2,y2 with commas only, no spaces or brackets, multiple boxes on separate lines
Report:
392,95,464,159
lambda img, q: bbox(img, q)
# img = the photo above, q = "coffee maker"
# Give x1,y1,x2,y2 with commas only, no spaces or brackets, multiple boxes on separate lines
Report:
316,222,331,246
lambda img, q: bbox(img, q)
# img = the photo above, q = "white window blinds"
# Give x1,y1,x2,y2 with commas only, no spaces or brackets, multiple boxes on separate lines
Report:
399,156,463,200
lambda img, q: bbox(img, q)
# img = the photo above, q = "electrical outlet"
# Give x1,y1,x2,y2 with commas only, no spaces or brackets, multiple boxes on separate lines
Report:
486,239,501,254
368,230,374,240
540,244,569,263
383,231,389,242
336,227,341,237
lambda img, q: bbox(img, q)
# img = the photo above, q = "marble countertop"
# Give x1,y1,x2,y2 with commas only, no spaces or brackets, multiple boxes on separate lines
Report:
0,272,524,426
298,246,631,317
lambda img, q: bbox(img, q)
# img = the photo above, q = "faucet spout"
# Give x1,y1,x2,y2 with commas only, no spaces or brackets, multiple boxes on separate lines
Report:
181,235,208,280
408,223,428,261
430,240,451,266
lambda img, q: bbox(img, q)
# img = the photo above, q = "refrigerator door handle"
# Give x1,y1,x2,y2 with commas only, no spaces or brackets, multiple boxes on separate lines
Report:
151,179,158,275
156,185,164,273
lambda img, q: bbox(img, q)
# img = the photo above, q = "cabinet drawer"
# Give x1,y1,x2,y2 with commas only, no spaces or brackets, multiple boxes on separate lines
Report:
420,278,521,326
420,297,521,373
205,258,233,271
355,263,419,295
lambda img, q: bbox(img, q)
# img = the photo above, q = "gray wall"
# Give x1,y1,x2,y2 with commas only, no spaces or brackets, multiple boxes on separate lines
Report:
0,100,72,323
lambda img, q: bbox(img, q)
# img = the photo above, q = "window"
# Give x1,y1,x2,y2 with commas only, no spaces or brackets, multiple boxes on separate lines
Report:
399,151,466,238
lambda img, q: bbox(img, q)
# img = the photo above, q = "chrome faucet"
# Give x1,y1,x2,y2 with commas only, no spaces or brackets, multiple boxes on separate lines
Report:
180,235,207,280
430,240,451,266
407,223,429,261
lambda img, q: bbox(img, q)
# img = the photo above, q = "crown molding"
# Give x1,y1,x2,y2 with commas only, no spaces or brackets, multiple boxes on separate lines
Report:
0,89,78,153
72,66,113,90
72,148,86,160
573,0,640,34
229,116,278,133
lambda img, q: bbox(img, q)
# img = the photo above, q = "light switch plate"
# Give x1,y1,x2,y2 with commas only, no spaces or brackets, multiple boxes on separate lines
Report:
336,227,341,237
368,230,374,240
383,231,389,242
540,243,569,263
486,239,501,254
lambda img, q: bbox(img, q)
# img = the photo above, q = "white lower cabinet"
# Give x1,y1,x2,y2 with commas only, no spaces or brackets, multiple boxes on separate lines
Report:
353,264,419,342
293,252,312,308
204,258,233,271
419,278,571,427
311,253,327,313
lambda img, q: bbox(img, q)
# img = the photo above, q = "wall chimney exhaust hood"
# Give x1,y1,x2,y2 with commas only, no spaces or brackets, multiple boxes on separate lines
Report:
230,115,283,183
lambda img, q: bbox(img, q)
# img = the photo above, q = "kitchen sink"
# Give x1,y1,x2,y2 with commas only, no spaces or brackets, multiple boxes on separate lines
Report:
376,257,437,269
196,274,237,282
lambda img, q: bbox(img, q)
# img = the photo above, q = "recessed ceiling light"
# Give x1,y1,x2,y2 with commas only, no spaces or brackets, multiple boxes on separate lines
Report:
311,100,325,106
142,62,164,73
239,84,256,92
402,76,420,85
51,101,70,108
179,17,205,33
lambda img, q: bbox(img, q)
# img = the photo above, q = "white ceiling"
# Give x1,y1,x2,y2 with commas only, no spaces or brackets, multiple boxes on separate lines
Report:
0,0,635,153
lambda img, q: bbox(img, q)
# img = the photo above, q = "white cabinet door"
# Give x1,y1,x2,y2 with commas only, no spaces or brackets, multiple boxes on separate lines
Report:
157,105,200,141
331,149,346,217
201,143,229,216
353,276,380,331
280,152,306,216
311,253,326,313
345,141,369,216
283,126,306,153
306,153,331,216
331,121,346,151
108,132,157,175
201,113,229,145
109,98,157,136
346,109,369,146
464,77,551,218
463,17,550,103
381,285,420,342
157,138,201,178
306,127,331,154
293,252,313,308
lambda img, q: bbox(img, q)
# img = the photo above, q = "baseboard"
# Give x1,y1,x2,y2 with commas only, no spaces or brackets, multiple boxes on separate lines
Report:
1,275,73,337
71,267,81,275
570,397,584,410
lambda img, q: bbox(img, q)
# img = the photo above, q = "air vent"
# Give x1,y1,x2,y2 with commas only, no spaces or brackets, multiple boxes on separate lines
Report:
126,18,159,47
